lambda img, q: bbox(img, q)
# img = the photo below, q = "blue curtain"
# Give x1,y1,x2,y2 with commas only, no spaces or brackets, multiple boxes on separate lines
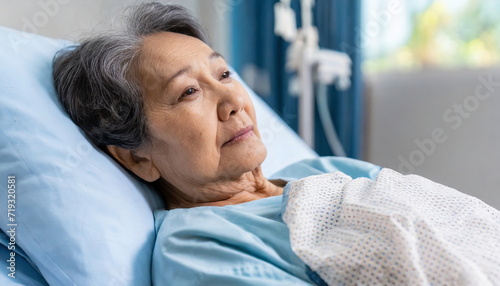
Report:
231,0,363,158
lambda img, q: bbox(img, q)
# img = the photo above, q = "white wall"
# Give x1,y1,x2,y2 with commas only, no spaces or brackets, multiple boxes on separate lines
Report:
0,0,231,59
364,66,500,210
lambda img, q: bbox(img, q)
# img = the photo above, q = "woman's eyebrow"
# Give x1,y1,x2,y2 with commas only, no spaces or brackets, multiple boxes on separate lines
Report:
209,51,223,60
163,51,224,89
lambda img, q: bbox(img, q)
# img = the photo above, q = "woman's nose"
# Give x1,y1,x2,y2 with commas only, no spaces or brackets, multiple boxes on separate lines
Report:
217,85,245,121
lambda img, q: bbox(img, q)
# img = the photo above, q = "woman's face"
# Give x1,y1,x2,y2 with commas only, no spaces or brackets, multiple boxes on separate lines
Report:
137,32,266,195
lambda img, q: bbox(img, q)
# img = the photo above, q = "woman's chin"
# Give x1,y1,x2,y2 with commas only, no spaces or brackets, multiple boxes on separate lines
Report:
220,142,267,179
244,139,267,169
252,144,267,170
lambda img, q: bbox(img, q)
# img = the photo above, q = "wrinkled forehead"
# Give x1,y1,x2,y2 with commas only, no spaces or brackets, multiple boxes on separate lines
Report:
138,32,213,78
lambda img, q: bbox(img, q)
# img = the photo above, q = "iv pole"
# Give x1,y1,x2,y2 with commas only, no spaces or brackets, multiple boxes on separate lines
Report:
275,0,351,155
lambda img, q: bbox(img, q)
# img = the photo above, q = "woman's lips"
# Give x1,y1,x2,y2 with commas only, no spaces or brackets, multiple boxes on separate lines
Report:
223,126,254,146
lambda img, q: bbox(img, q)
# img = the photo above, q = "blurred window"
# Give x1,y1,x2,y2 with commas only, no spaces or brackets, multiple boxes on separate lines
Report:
362,0,500,73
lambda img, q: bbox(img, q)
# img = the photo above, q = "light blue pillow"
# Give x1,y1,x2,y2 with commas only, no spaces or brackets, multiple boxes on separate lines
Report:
0,26,316,285
0,27,163,286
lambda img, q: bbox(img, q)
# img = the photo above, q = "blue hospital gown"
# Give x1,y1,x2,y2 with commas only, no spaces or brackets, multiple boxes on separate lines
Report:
152,157,381,285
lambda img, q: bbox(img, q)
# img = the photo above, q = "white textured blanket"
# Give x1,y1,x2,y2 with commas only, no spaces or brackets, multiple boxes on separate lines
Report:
283,169,500,285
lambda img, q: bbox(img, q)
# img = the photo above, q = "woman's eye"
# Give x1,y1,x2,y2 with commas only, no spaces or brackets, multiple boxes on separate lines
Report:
221,70,231,79
181,87,197,98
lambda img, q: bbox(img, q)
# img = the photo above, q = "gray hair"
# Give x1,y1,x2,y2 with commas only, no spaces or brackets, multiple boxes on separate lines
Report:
53,2,208,150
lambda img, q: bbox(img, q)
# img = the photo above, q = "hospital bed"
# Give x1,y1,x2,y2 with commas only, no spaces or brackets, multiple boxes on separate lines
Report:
0,26,321,285
3,23,499,286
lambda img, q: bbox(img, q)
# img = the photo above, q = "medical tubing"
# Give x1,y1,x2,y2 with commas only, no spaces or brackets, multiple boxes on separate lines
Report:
316,82,347,157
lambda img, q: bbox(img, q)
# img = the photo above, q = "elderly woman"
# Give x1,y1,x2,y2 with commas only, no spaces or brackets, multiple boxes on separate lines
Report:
53,3,500,286
53,3,343,285
54,3,285,210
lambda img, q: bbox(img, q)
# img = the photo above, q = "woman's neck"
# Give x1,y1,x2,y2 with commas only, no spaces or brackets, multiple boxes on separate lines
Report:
155,168,285,210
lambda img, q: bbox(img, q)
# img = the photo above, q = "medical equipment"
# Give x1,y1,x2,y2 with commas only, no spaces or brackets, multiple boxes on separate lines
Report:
275,0,351,156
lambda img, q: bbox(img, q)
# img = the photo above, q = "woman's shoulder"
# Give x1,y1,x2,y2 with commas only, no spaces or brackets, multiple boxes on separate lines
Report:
269,156,382,182
152,196,313,285
154,195,284,232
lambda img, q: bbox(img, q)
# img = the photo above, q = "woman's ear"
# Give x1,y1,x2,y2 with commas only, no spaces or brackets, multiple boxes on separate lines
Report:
106,145,161,182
